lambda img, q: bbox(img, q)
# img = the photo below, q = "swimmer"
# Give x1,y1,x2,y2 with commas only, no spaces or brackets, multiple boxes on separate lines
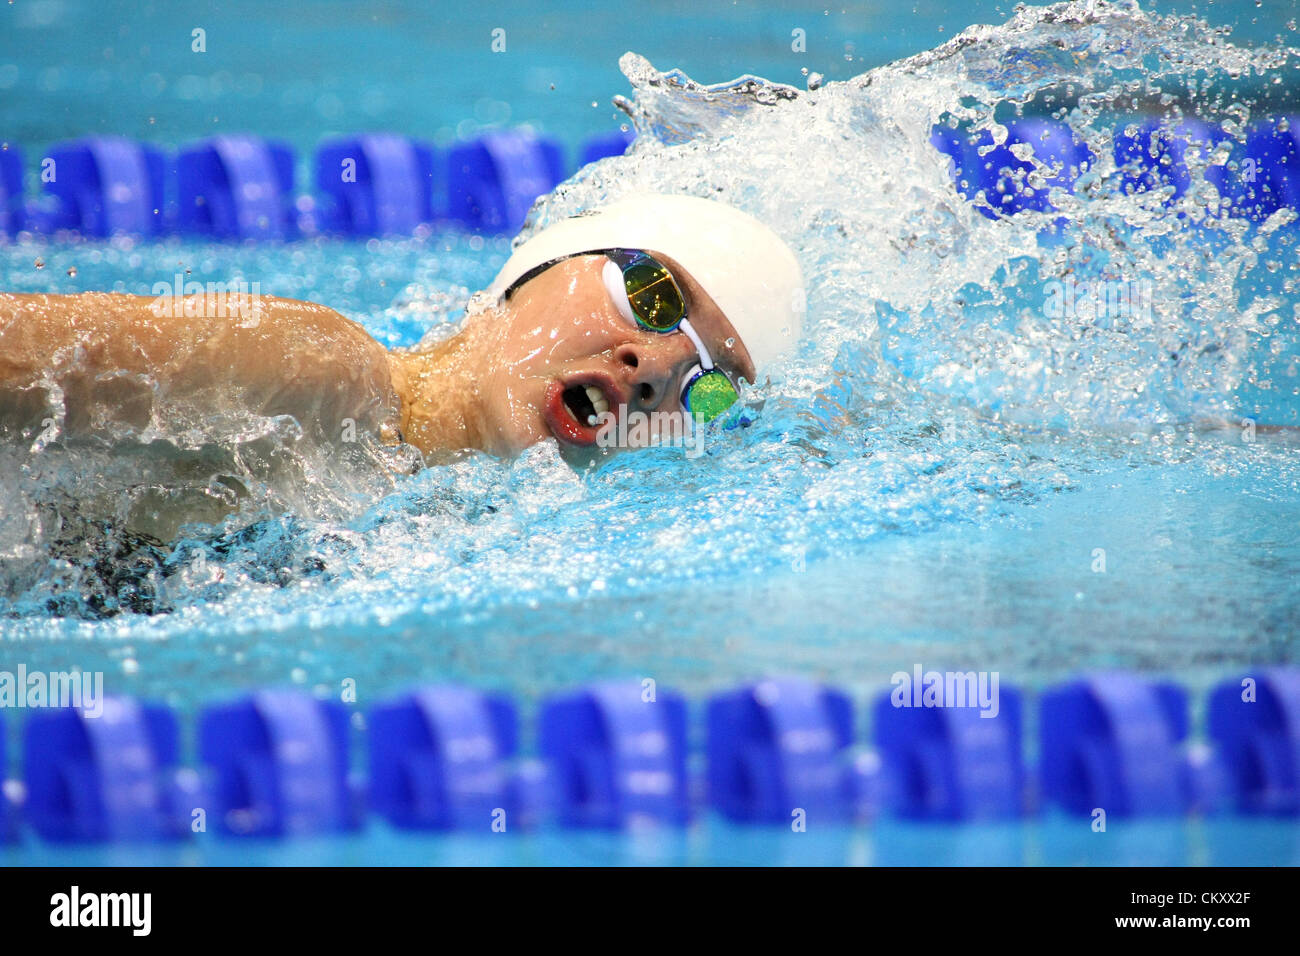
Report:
0,194,805,463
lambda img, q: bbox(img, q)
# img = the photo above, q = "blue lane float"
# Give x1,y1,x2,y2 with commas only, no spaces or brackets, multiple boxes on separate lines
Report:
0,144,24,235
198,690,359,837
22,697,197,842
176,135,297,239
442,129,565,233
1039,674,1192,818
538,681,690,828
984,118,1093,216
0,715,16,843
40,137,167,236
314,134,436,236
873,682,1025,821
931,118,1092,219
1113,118,1226,202
1232,118,1300,222
706,678,854,824
1107,115,1300,224
5,670,1299,844
2,117,1298,241
1208,668,1300,815
932,116,1300,224
368,686,517,830
579,128,636,167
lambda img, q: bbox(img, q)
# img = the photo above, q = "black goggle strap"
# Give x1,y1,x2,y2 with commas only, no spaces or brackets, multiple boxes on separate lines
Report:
501,253,583,301
502,248,648,302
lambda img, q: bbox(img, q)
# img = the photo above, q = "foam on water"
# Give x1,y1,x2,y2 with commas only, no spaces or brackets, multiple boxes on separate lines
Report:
1,1,1298,707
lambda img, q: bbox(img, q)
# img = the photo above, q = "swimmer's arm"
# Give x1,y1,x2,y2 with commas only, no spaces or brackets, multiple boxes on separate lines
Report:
0,292,403,443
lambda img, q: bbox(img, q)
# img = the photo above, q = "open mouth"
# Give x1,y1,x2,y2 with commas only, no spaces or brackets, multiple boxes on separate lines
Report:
561,384,610,426
543,378,618,446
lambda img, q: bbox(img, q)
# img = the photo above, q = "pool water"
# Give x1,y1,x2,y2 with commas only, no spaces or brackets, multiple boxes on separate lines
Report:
2,0,1300,864
9,816,1300,866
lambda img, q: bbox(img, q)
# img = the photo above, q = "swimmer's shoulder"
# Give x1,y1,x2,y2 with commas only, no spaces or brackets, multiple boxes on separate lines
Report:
1,290,394,399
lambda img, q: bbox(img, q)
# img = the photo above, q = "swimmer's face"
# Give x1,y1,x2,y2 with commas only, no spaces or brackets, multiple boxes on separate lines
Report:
475,252,756,456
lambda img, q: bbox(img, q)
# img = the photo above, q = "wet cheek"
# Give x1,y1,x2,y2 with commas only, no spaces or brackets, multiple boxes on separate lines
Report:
562,315,624,359
493,377,549,447
515,315,565,354
527,320,612,368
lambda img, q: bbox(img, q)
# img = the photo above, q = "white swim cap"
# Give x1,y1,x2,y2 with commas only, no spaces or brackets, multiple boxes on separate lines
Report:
485,193,806,373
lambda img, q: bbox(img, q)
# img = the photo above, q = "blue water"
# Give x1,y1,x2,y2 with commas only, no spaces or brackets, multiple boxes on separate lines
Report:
3,0,1300,864
5,0,1289,158
8,816,1300,866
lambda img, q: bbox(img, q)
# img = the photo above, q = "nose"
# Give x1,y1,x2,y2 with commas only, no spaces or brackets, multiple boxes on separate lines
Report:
613,335,695,411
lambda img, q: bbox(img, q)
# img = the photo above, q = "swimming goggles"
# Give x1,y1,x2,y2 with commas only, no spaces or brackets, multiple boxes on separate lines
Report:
503,247,742,423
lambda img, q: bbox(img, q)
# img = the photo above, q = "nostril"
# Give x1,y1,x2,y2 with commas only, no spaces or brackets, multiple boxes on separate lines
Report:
639,383,654,403
621,351,638,369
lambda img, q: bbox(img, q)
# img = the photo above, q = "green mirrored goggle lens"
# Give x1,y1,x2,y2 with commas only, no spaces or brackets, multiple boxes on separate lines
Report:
612,251,685,331
684,370,740,423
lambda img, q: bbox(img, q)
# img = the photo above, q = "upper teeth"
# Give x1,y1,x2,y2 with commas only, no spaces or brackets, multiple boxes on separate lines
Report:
585,385,610,416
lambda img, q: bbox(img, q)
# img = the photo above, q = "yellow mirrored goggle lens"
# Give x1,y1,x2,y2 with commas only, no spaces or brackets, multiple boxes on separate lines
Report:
611,252,685,331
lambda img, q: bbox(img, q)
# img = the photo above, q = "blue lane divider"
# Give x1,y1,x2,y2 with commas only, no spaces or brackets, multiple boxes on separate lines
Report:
3,127,642,239
933,116,1300,224
442,129,566,233
1233,118,1300,222
873,684,1024,821
177,135,297,239
0,144,25,235
3,670,1299,843
369,686,517,830
1113,118,1226,202
1208,668,1300,815
198,690,360,837
706,678,855,824
314,134,436,236
984,118,1093,216
1039,674,1192,817
40,136,167,236
538,681,690,828
579,128,636,166
0,715,16,843
931,118,1092,219
4,118,1297,241
23,697,198,841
